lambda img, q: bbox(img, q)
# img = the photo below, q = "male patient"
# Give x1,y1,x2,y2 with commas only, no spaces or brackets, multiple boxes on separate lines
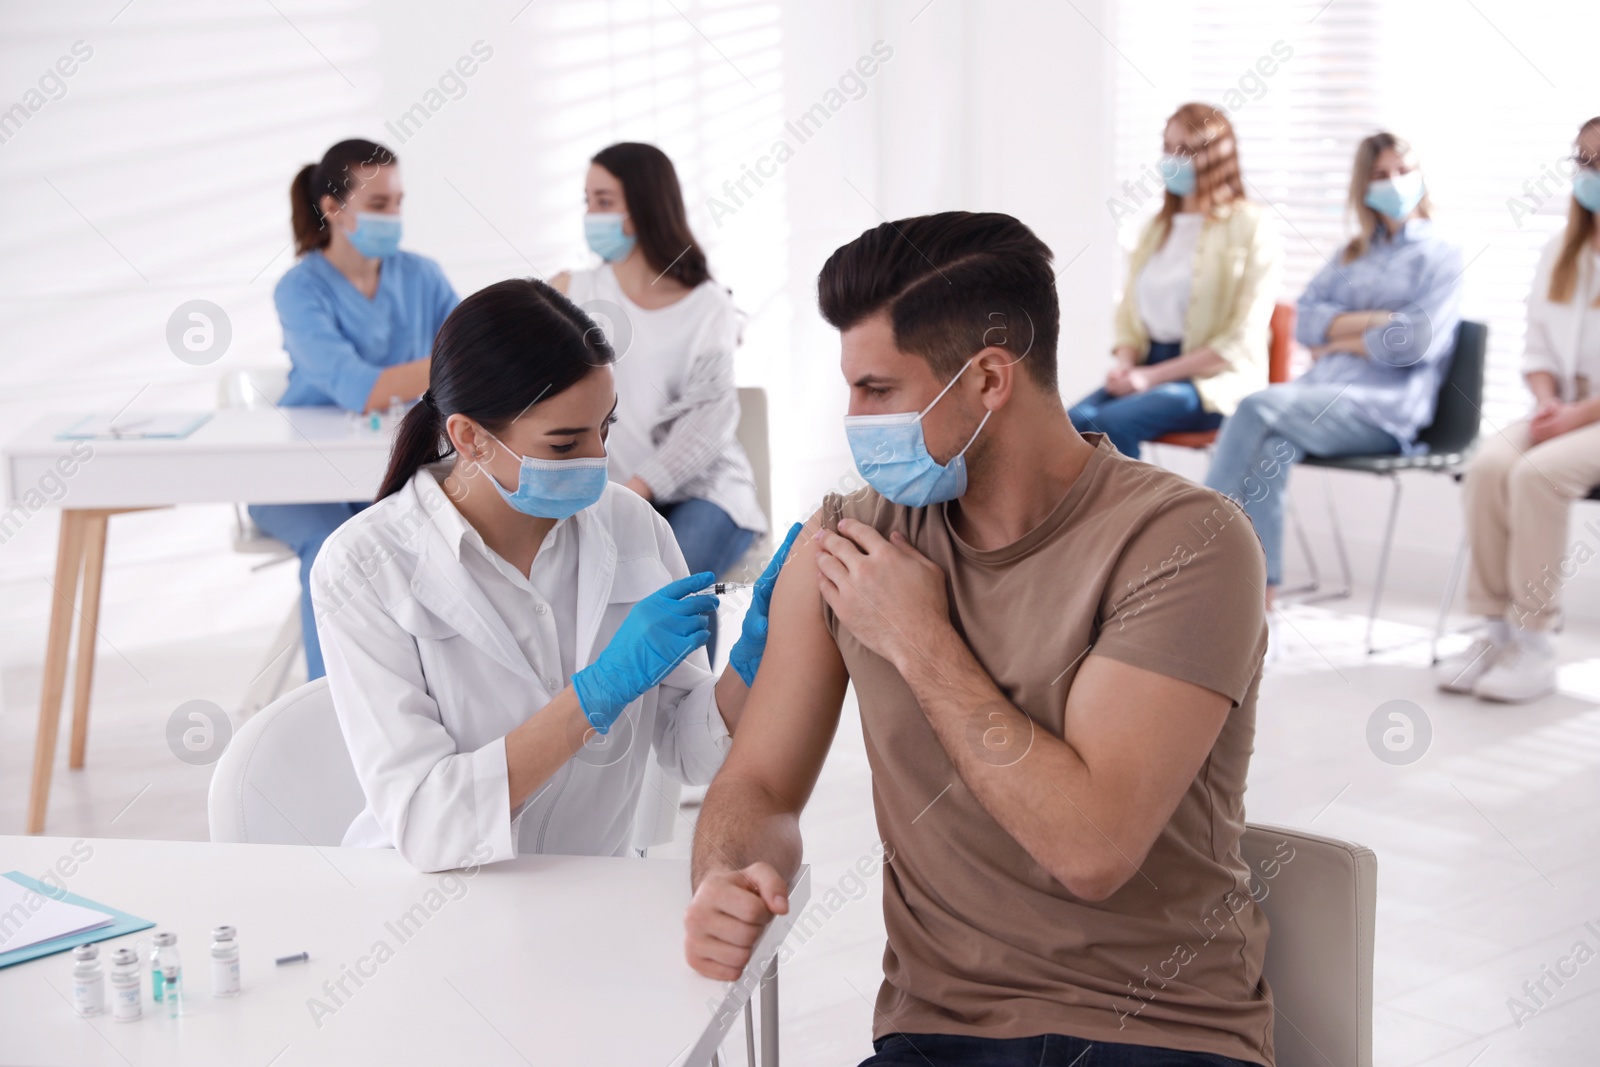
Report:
685,211,1273,1067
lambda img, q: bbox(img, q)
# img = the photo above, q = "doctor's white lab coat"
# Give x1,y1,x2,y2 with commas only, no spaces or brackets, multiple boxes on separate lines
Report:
309,469,731,873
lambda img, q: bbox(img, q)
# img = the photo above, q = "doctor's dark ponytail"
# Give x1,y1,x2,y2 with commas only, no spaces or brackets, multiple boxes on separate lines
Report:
291,138,397,255
377,278,616,500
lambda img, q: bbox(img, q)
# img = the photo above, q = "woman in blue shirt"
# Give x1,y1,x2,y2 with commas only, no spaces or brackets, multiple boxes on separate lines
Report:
1204,131,1464,634
249,138,459,679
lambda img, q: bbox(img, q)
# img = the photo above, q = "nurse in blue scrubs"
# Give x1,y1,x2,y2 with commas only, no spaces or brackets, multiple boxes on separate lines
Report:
249,138,459,679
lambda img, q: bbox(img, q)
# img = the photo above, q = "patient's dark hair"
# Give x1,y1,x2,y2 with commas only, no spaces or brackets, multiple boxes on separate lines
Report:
816,211,1060,390
377,278,615,499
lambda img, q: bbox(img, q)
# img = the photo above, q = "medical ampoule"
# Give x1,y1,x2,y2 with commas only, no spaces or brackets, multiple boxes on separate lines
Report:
109,947,141,1022
149,931,180,1004
211,925,240,997
71,943,104,1016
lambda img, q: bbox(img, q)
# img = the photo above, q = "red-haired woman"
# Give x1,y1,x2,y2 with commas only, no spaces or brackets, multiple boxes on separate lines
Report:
1069,103,1281,458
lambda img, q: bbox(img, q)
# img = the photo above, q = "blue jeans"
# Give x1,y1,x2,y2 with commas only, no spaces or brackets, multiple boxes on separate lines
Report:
860,1032,1258,1066
247,501,367,680
1204,383,1400,586
1067,341,1224,458
657,497,757,663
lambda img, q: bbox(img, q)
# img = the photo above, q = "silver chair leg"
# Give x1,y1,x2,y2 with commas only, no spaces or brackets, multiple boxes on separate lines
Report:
1433,531,1470,664
745,999,756,1067
1321,468,1355,601
760,956,779,1067
1281,469,1355,605
239,603,303,719
1279,494,1323,597
1364,474,1403,654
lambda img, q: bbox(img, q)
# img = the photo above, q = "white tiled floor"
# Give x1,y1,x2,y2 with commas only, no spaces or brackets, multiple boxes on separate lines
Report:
3,514,1599,1064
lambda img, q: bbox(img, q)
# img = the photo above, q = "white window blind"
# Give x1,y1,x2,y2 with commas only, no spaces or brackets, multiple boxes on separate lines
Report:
1110,0,1595,432
517,0,787,388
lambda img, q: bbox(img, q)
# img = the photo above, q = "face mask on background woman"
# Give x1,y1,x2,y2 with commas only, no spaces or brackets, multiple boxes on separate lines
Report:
585,212,636,262
1364,170,1425,221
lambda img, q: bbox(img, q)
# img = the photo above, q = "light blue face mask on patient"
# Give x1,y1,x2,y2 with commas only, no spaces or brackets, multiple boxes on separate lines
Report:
843,356,990,508
484,432,609,520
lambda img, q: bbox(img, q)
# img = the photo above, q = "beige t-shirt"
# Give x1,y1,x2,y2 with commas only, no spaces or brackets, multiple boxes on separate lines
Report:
821,434,1274,1066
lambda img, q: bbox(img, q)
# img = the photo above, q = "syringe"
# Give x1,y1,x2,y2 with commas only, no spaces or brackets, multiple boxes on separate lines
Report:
698,582,752,595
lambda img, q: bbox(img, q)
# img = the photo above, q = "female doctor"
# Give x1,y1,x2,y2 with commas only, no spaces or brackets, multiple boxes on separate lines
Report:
309,278,797,873
251,137,459,680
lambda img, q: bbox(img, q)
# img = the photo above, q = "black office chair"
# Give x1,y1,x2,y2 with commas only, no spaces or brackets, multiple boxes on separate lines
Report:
1293,320,1489,653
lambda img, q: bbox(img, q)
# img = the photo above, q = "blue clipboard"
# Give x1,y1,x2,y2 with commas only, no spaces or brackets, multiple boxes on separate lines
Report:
0,872,154,970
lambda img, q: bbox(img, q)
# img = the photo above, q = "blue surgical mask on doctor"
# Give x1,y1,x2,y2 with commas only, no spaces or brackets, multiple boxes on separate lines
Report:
484,431,609,519
1364,170,1425,222
844,356,991,508
346,212,403,258
585,212,636,262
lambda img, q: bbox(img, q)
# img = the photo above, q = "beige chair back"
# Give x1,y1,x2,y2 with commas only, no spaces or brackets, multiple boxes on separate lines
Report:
735,386,772,548
1242,822,1376,1067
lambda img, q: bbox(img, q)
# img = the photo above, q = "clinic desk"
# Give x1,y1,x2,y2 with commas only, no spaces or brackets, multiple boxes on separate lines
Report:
0,836,809,1067
3,408,394,834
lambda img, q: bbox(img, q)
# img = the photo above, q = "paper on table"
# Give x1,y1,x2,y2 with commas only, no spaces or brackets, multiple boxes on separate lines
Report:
0,876,115,954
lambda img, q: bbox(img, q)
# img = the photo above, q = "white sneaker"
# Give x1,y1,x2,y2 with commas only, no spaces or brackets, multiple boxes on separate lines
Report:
1434,637,1503,694
1472,638,1557,704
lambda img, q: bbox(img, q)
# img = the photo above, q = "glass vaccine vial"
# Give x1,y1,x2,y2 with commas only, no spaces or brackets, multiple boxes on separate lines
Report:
71,943,105,1017
149,931,180,1004
110,947,141,1022
211,926,240,997
163,964,182,1018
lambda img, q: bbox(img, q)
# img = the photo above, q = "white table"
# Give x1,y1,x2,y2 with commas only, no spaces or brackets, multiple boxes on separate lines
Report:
0,836,810,1066
3,409,395,833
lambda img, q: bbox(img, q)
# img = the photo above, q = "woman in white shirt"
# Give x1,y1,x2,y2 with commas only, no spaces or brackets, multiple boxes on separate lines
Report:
1068,103,1280,458
310,278,796,872
553,142,766,660
1438,116,1600,704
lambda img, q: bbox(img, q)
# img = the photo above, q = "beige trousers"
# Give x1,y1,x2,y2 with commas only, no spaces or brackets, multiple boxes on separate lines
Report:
1462,418,1600,630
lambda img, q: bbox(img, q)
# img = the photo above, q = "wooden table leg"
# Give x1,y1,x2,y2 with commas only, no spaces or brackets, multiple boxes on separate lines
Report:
28,510,87,834
68,511,111,769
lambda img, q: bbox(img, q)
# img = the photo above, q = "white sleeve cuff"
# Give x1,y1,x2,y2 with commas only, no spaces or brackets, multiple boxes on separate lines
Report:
469,735,518,865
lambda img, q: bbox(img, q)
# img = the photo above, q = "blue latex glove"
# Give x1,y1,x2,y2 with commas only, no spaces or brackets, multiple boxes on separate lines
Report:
728,522,804,687
574,571,719,733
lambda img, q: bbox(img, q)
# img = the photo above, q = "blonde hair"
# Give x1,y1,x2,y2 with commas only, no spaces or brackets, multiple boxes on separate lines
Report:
1342,132,1432,264
1549,116,1600,306
1155,102,1246,248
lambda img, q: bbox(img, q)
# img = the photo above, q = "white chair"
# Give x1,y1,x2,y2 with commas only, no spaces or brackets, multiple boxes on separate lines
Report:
210,677,685,857
1241,822,1377,1067
731,386,773,577
217,367,307,717
208,677,362,845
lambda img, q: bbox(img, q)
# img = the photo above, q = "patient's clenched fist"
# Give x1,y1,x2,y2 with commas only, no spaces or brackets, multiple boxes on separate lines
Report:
684,863,790,980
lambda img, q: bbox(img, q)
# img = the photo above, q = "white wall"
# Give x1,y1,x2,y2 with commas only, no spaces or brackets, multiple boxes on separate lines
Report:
0,0,1117,536
9,0,1570,672
777,0,1116,517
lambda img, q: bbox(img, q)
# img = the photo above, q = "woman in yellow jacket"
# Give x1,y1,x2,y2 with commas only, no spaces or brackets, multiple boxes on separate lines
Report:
1069,103,1281,458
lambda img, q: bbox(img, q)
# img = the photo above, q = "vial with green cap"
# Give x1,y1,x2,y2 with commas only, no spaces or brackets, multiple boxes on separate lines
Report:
148,931,180,1004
